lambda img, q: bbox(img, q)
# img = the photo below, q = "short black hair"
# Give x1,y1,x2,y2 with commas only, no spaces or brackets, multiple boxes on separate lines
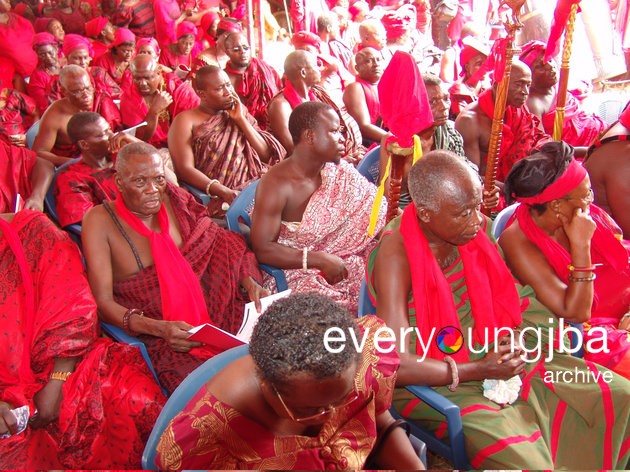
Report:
288,101,333,145
422,72,442,87
504,141,574,213
250,292,360,390
67,111,103,143
194,64,222,90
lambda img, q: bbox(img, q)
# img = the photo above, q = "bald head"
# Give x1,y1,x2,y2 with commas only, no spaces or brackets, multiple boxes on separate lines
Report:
504,59,533,108
130,53,158,74
409,150,478,212
284,50,319,83
59,64,89,86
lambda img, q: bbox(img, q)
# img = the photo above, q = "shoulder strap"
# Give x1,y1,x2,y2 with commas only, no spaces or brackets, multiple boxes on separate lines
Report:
103,200,145,271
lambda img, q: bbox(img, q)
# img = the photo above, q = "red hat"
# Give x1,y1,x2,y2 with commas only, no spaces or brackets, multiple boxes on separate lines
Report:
201,11,220,33
217,17,242,34
381,5,415,40
291,30,321,51
110,27,135,48
33,32,57,50
136,37,160,56
232,4,246,21
34,17,54,33
459,36,489,66
348,1,369,21
177,20,197,39
519,40,546,67
63,34,93,57
85,16,109,38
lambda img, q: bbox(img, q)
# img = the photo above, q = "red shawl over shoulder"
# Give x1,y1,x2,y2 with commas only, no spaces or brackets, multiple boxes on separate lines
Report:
478,89,552,182
0,141,36,212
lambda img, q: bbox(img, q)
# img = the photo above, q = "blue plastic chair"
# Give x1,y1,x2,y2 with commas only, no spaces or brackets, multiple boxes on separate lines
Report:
357,279,470,469
141,344,249,469
226,179,288,292
43,157,83,247
181,181,211,206
356,145,381,184
491,203,584,357
26,120,40,150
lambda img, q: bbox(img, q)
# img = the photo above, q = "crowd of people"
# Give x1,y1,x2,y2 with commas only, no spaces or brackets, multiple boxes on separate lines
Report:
1,0,630,469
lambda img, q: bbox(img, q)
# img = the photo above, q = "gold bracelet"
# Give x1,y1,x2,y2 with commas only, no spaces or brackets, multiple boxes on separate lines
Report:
205,179,219,197
568,273,597,282
49,371,72,382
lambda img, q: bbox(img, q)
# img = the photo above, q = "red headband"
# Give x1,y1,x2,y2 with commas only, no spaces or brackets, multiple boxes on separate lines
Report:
619,104,630,128
519,40,546,67
516,159,587,204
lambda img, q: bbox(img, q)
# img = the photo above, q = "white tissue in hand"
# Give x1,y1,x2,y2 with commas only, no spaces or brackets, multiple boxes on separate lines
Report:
482,376,522,405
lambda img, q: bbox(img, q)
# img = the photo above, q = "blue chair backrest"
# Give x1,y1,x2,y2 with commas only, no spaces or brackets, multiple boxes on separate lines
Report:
26,120,40,150
357,145,381,184
181,181,211,206
226,179,259,232
142,344,249,470
358,279,376,318
491,203,519,240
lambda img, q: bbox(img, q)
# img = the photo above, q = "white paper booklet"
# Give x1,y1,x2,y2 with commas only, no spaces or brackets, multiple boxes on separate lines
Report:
237,289,292,342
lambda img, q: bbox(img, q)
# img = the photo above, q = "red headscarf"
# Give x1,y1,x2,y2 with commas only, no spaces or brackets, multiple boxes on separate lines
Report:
381,5,415,40
136,37,160,56
110,27,135,48
378,51,432,147
519,40,546,67
85,16,109,38
349,0,369,21
291,30,321,51
63,34,93,57
515,158,587,205
33,32,57,50
619,103,630,128
177,20,197,39
34,17,54,33
217,17,242,34
200,10,220,43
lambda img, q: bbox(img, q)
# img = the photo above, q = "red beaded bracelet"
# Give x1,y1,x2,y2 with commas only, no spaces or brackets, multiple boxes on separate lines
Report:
567,263,602,272
122,308,144,336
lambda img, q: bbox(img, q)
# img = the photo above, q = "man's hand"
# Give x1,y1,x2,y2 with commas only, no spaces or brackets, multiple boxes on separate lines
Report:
477,335,526,380
24,196,44,212
29,380,64,429
8,134,26,147
226,91,246,123
213,183,239,205
482,185,500,211
619,312,630,331
241,277,270,313
0,401,17,436
161,320,203,353
109,131,138,153
149,91,173,114
316,253,348,285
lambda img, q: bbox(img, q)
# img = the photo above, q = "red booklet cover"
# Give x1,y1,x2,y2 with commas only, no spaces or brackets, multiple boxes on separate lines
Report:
187,324,244,351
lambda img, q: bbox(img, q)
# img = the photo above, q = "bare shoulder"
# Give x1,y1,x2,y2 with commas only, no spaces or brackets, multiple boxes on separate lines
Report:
83,204,113,233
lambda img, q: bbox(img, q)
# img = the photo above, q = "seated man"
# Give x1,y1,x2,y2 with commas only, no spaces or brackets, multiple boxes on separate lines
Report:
53,112,136,228
455,59,551,182
33,65,121,166
343,47,387,147
584,102,630,235
155,292,424,470
169,65,285,218
121,54,190,148
251,102,386,314
267,50,364,161
0,140,53,212
223,32,282,130
368,150,630,469
82,141,267,394
520,40,605,147
0,209,165,469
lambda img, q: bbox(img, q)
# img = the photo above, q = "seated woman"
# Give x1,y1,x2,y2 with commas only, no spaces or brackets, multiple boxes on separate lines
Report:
500,141,630,379
155,292,424,470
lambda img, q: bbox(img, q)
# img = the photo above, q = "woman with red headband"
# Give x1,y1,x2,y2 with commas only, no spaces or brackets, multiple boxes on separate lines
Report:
500,141,630,379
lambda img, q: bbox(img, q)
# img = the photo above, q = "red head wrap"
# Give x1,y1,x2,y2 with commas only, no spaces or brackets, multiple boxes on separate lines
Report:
85,16,109,38
619,103,630,128
291,31,321,51
201,11,220,33
381,5,415,40
33,32,57,50
516,159,587,204
136,37,160,56
177,20,197,39
519,40,546,67
232,4,246,21
34,17,54,33
63,34,93,57
217,17,242,34
110,27,135,48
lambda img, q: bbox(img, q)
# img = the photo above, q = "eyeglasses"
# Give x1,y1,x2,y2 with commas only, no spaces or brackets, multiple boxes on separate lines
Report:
560,187,594,205
230,45,250,53
271,383,359,423
67,85,94,98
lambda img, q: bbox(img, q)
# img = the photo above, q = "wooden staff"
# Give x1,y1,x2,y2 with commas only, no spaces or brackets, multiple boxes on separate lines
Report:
385,141,413,223
553,3,579,140
482,5,523,216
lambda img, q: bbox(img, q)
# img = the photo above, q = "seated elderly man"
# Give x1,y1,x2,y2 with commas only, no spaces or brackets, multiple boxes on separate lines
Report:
120,54,195,149
0,209,165,469
169,65,285,218
584,103,630,235
32,65,121,166
155,292,425,470
368,150,630,469
0,140,53,212
343,47,387,147
82,141,267,394
251,102,386,314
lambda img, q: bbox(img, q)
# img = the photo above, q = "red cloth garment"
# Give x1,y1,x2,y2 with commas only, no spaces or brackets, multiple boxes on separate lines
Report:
32,32,57,49
200,11,220,44
192,108,286,217
136,37,160,56
545,0,581,64
159,45,198,70
291,30,321,51
112,185,262,393
153,0,182,47
93,51,132,86
217,17,243,33
110,26,135,48
89,66,122,99
177,20,197,38
225,57,282,129
110,0,156,38
540,93,605,147
0,13,37,82
399,202,523,362
62,34,93,57
356,77,380,125
120,72,182,146
0,210,166,469
282,77,316,108
477,89,552,181
46,7,86,35
155,315,399,470
0,139,36,212
378,51,433,147
510,203,630,377
113,189,210,327
0,88,37,138
91,40,109,60
53,158,118,227
620,104,630,127
519,40,546,67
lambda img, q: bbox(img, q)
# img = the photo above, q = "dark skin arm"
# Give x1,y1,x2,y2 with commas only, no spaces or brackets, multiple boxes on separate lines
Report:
24,157,54,211
601,154,630,237
134,90,173,143
343,82,387,143
267,97,294,154
373,410,425,469
454,108,482,171
374,231,525,386
250,174,348,285
29,356,79,429
33,108,71,166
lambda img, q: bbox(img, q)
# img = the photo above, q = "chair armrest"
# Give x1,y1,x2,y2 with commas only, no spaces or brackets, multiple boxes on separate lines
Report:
260,263,288,292
181,182,211,206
